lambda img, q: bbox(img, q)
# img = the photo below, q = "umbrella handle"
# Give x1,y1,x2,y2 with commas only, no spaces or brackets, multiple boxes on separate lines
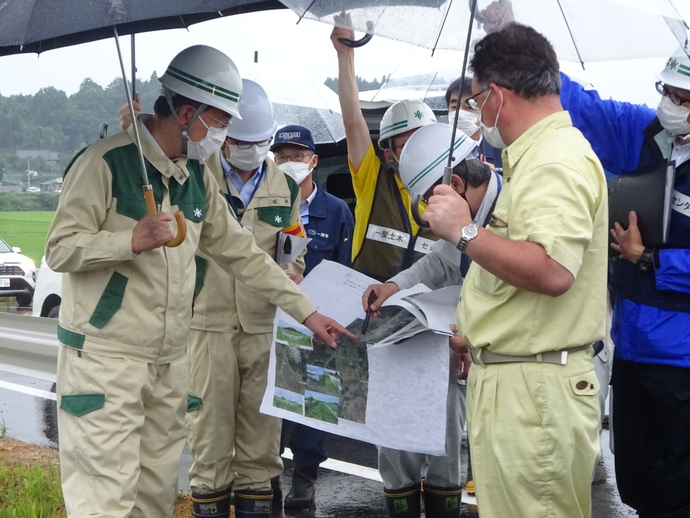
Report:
339,20,374,48
143,187,187,248
411,193,430,229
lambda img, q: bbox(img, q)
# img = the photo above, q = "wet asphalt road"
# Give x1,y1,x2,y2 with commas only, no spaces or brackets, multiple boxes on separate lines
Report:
1,306,638,517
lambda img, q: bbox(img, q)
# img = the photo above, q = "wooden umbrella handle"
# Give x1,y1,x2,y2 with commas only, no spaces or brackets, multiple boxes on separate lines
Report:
143,187,187,248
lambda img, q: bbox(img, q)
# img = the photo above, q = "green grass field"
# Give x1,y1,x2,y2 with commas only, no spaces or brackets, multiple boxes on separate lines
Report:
0,212,55,265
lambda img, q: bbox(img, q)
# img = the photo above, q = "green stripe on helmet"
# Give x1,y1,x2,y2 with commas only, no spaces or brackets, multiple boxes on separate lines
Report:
380,120,408,135
408,136,469,189
167,66,240,103
678,64,690,78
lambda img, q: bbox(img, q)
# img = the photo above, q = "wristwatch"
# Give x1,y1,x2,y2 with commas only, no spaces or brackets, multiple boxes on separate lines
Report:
456,223,478,253
636,247,654,272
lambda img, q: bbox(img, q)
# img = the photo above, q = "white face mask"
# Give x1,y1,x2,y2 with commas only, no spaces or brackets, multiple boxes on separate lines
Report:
451,109,480,139
278,159,313,184
228,144,270,171
479,89,507,149
657,95,690,137
187,117,226,161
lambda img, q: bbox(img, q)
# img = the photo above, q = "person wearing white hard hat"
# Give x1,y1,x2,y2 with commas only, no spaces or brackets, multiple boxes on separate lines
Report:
47,45,353,518
330,21,438,282
361,123,500,518
185,79,307,517
558,49,690,517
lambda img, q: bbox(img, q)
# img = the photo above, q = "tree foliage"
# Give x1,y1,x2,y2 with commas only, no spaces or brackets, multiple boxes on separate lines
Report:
0,72,162,185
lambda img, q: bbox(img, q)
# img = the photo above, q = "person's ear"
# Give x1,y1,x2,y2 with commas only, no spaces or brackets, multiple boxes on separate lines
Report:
383,148,392,164
178,104,196,126
450,174,465,194
310,154,319,169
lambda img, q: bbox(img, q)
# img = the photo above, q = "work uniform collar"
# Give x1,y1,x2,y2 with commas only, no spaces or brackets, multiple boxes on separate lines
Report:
501,110,573,179
127,114,190,185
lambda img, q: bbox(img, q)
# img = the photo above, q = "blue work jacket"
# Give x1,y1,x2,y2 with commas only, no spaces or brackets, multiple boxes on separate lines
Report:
561,73,690,367
304,186,354,276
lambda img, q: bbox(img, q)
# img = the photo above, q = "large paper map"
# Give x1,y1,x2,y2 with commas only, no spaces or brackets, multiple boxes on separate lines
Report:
260,261,460,456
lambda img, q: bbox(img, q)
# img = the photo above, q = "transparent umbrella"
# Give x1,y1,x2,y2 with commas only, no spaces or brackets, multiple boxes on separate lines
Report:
280,0,688,64
244,61,345,144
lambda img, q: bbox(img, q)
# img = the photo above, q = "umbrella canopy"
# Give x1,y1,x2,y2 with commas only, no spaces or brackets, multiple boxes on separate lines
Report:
244,62,345,144
0,1,285,56
280,0,688,63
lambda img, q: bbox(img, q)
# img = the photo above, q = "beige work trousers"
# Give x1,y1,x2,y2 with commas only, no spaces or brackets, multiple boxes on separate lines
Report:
186,328,282,494
57,345,187,518
467,349,601,518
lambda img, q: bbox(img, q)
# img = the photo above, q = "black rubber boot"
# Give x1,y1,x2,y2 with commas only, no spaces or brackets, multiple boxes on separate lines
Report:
284,466,318,509
271,475,283,507
384,483,421,518
422,483,462,518
234,489,273,518
191,489,232,518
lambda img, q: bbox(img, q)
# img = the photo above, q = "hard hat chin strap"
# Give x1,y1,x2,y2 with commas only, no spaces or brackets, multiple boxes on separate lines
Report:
164,87,208,156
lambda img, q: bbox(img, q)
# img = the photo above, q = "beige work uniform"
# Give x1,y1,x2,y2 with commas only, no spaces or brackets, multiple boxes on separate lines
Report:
186,153,305,493
47,117,315,518
458,112,607,518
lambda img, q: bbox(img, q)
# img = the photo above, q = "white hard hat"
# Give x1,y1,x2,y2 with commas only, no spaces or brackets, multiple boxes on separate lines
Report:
399,123,478,196
378,99,437,149
226,79,277,142
657,51,690,91
159,45,243,119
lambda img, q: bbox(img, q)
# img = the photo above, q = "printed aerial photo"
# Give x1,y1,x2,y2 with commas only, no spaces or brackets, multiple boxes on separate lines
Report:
273,305,419,426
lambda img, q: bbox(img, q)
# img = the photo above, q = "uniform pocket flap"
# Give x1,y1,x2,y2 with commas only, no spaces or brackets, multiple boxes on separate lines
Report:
568,371,599,397
60,393,105,417
187,394,203,412
256,205,292,227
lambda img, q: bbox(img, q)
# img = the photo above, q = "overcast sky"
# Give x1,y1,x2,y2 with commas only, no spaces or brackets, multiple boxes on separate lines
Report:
0,4,689,108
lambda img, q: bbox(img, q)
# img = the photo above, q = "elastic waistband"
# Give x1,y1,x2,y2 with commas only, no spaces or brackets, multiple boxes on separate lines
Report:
469,343,593,366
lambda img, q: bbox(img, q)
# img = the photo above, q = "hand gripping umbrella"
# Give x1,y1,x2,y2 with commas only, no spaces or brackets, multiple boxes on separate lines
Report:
0,0,288,245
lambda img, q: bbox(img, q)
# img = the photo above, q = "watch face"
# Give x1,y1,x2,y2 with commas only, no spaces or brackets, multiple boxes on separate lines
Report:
462,224,478,240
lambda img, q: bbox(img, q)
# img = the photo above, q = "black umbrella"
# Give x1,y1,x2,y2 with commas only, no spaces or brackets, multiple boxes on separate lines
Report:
0,1,285,56
0,0,288,246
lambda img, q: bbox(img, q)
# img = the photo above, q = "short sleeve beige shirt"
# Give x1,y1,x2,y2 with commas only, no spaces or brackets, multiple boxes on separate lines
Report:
457,111,609,355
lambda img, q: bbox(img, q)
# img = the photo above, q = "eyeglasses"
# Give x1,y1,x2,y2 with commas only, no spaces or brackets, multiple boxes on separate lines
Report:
201,111,231,129
656,81,690,106
465,89,490,110
230,138,273,149
273,152,314,164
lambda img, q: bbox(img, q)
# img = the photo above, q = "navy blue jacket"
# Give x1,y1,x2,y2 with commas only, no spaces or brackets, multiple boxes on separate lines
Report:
304,186,354,275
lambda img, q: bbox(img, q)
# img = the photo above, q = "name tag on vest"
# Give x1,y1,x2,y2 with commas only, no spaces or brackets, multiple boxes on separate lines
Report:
365,224,433,255
414,237,436,254
672,189,690,218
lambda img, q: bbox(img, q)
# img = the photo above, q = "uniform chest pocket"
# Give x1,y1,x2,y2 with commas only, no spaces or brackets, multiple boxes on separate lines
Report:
308,237,336,253
256,204,292,227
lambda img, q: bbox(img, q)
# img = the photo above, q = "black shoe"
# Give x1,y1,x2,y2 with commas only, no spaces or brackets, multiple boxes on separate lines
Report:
284,469,317,509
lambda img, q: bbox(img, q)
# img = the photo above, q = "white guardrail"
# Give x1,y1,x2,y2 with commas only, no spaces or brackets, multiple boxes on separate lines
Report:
0,313,58,383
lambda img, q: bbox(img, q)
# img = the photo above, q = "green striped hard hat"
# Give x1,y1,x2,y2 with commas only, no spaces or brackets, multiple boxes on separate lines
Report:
399,122,477,196
658,51,690,91
160,45,243,120
378,99,436,150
